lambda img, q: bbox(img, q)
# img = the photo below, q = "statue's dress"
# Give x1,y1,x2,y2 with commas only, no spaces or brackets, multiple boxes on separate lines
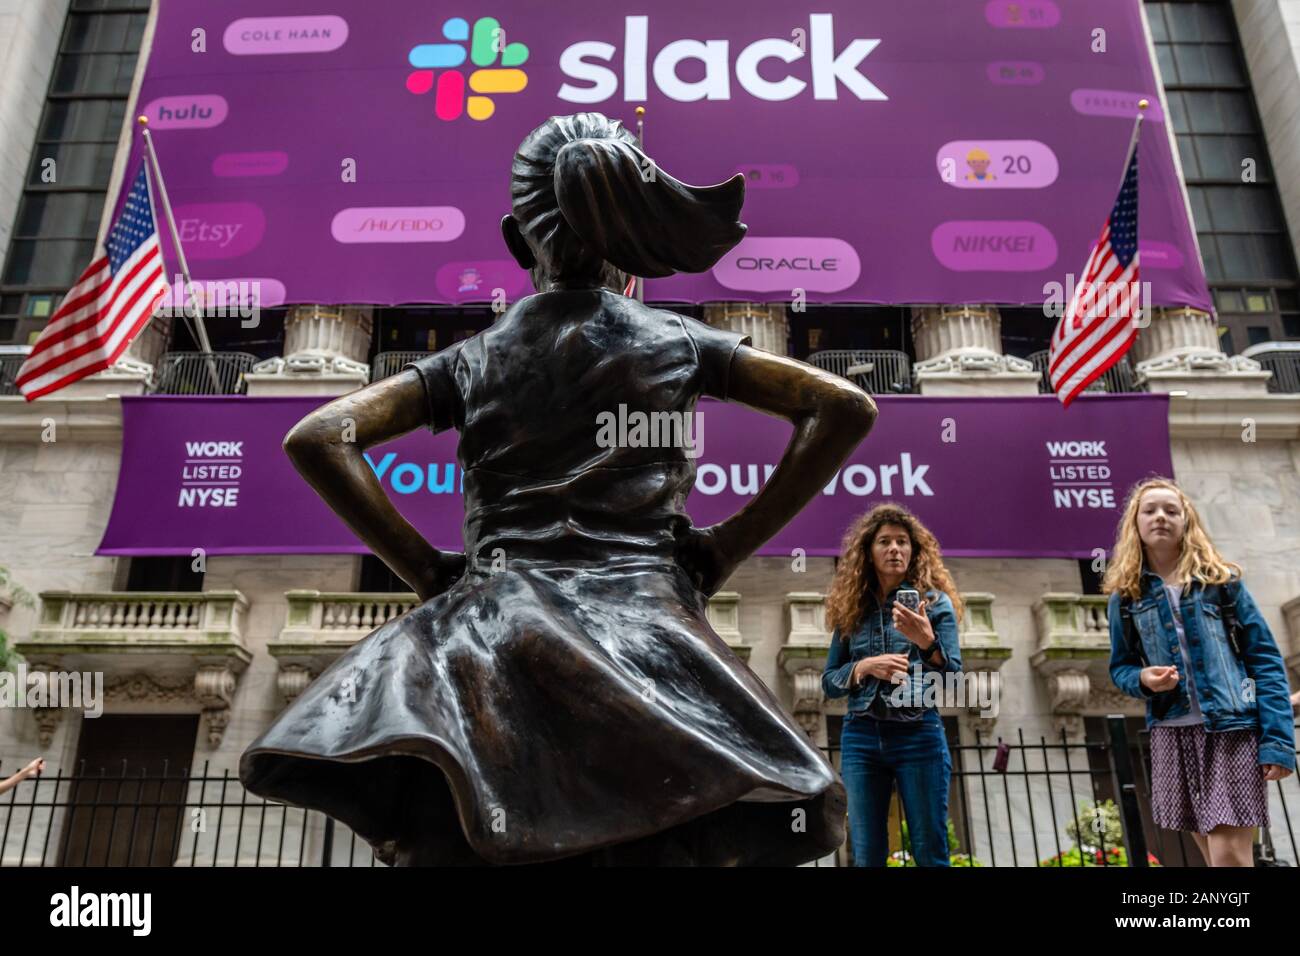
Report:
239,290,846,865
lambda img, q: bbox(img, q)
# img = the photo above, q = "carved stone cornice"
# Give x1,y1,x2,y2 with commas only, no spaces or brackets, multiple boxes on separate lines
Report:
104,672,193,703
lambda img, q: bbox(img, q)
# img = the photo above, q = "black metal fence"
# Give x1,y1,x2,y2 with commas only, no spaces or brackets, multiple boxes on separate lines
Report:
821,716,1300,867
806,349,913,395
3,719,1297,866
0,760,378,867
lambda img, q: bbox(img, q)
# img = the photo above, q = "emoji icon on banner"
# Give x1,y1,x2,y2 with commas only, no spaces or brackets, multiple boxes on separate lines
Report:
965,148,996,182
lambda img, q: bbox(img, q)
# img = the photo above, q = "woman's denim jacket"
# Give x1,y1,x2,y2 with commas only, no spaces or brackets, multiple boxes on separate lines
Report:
821,584,962,715
1108,572,1296,770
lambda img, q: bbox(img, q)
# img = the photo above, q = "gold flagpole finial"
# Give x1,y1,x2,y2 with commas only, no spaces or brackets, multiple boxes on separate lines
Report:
1137,99,1149,111
137,115,149,126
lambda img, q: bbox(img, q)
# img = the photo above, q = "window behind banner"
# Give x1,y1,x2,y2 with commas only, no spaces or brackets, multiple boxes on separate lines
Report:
1146,0,1300,350
0,0,151,346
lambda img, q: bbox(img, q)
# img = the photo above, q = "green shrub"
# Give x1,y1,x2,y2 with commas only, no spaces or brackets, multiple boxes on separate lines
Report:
0,566,33,672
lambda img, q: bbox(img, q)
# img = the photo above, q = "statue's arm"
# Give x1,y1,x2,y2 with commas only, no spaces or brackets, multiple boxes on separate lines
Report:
283,370,464,601
680,347,875,592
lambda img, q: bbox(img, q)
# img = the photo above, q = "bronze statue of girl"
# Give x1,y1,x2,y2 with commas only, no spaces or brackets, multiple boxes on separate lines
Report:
240,112,877,865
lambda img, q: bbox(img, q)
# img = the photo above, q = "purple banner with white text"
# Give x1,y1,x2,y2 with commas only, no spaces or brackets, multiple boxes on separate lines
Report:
97,394,1173,559
117,0,1210,308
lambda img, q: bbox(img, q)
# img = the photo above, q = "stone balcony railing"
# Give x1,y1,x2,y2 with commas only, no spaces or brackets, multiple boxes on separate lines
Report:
703,591,751,663
1031,592,1141,736
268,591,420,702
270,589,756,704
778,592,836,735
17,591,251,747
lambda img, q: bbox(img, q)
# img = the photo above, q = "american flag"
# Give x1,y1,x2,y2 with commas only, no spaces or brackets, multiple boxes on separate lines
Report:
1048,137,1142,406
17,165,168,401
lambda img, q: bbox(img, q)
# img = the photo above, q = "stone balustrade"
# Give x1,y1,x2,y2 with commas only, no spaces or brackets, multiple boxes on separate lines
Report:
18,590,251,746
1031,592,1140,736
268,590,419,702
704,591,751,663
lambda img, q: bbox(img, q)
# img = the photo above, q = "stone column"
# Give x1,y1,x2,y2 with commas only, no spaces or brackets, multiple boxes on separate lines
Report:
910,305,1039,396
1131,307,1270,396
703,302,789,356
245,305,373,397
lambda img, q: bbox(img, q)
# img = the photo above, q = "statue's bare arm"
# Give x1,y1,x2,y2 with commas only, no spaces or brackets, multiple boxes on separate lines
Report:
675,346,877,595
282,371,463,601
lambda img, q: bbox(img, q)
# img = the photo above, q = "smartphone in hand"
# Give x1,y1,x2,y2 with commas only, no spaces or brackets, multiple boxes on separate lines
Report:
895,588,921,612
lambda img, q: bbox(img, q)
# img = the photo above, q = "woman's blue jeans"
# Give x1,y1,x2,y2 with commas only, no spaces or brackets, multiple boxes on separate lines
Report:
840,710,952,867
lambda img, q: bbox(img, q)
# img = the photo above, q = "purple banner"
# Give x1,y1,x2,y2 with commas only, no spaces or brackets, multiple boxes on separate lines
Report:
117,0,1210,308
97,395,1173,559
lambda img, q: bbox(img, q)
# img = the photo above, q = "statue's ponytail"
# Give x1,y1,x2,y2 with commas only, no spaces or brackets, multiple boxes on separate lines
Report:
511,113,746,279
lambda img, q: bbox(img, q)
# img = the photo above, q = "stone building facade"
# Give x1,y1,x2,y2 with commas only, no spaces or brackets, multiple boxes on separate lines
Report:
1,0,1299,866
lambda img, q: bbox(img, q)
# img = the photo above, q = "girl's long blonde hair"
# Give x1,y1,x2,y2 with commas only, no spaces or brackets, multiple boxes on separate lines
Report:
825,503,964,637
1101,477,1241,600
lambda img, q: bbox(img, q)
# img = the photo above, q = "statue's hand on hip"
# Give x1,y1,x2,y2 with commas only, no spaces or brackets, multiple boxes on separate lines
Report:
674,525,738,598
414,550,467,602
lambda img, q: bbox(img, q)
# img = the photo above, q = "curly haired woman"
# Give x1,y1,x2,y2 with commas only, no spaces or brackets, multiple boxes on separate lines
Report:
821,503,963,866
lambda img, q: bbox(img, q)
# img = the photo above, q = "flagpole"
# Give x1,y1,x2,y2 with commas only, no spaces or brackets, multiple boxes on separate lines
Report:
137,115,222,392
1118,99,1148,188
634,105,646,304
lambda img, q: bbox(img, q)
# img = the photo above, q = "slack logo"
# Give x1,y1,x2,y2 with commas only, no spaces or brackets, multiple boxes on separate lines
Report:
558,14,886,104
405,16,529,121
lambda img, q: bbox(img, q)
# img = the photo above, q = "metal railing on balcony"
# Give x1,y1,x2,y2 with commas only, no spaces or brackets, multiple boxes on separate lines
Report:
1242,343,1300,394
0,349,27,396
371,351,431,382
806,349,913,394
1027,351,1139,395
151,351,258,395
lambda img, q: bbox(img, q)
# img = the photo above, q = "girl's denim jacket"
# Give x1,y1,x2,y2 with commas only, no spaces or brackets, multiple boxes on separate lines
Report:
821,584,962,715
1108,572,1296,770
